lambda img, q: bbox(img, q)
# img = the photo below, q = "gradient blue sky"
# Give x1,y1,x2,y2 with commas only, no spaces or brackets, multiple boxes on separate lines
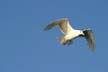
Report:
0,0,108,72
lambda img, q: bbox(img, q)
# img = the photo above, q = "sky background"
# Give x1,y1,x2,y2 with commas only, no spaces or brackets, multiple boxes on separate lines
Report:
0,0,108,72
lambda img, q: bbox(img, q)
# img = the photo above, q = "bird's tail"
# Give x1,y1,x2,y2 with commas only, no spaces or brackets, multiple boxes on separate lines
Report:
58,36,66,45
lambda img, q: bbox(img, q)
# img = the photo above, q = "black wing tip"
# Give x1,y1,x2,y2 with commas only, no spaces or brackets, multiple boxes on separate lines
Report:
43,25,48,31
44,27,50,31
43,24,52,31
89,46,96,52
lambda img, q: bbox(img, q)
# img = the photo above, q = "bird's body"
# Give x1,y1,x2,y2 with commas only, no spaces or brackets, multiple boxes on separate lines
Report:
44,18,95,51
64,30,83,40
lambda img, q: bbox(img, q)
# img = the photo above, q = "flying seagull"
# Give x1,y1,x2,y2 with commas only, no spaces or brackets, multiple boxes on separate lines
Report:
44,18,95,51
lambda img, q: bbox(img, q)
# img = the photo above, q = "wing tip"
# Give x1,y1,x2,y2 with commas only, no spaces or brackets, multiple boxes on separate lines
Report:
43,24,52,31
44,27,49,31
89,46,96,52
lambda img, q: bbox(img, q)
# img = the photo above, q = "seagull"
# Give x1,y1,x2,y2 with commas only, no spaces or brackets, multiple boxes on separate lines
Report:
44,18,95,51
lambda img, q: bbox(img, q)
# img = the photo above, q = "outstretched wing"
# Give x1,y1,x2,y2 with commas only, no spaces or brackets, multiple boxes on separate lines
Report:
83,29,95,51
44,18,74,35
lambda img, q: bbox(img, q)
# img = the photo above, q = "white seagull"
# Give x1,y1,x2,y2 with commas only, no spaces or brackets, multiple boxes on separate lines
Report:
44,18,95,51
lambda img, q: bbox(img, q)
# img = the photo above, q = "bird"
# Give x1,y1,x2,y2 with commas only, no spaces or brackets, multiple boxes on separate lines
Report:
44,18,95,51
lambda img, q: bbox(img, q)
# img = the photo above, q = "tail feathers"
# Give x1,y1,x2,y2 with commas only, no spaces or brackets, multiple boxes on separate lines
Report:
58,36,67,45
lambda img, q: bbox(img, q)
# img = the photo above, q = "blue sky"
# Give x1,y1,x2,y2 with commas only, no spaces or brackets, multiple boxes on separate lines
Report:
0,0,108,72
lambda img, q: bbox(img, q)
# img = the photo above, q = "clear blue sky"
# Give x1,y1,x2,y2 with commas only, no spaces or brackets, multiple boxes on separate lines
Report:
0,0,108,72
